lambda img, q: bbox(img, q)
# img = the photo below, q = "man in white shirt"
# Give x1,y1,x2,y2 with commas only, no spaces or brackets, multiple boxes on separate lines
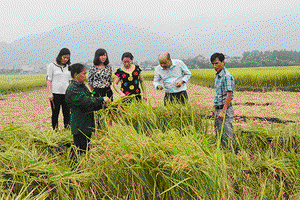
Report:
153,52,192,105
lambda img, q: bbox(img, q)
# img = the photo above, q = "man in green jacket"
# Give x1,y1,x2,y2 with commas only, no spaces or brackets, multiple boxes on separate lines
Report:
66,63,111,155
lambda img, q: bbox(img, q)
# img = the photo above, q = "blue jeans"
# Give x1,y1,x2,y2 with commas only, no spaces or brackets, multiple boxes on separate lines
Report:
214,105,234,149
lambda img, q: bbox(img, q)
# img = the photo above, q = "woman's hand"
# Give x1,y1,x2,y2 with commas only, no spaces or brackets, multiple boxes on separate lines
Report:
143,94,147,101
48,94,54,101
103,97,111,103
120,93,126,98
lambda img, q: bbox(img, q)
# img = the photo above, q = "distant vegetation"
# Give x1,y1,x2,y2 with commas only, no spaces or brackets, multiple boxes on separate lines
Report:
190,66,300,92
182,50,300,69
1,65,300,95
143,66,300,92
0,74,46,94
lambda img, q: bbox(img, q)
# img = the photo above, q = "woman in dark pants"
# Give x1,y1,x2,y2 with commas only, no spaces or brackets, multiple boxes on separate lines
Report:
88,48,113,101
46,48,72,130
66,63,110,157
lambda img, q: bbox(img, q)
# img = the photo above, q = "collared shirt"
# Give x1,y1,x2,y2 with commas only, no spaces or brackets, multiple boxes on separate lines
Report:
46,62,72,94
153,59,192,93
214,68,235,106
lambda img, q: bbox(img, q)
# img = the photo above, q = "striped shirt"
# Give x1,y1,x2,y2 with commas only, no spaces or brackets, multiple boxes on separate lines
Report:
214,68,235,106
153,59,191,93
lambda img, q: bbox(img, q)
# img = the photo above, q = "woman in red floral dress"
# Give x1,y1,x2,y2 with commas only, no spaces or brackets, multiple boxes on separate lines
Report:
113,52,147,102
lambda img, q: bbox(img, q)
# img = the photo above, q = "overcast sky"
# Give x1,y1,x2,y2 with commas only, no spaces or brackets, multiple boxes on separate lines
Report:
1,0,299,44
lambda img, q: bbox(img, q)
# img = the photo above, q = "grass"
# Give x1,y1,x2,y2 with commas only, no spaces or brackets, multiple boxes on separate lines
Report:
0,100,299,199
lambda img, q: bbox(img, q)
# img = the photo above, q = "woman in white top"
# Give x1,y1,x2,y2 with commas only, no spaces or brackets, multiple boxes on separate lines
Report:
46,48,72,130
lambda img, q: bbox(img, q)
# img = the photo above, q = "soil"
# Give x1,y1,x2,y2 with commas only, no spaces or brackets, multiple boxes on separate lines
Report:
0,81,299,130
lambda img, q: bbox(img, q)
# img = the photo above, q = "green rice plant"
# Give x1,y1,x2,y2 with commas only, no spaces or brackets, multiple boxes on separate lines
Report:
0,105,300,199
95,98,210,135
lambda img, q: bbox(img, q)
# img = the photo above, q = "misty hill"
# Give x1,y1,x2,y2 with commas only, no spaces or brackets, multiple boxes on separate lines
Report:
0,20,192,69
1,14,299,70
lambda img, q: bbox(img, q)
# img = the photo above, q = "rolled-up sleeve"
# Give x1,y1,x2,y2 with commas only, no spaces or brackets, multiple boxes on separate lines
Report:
179,61,191,83
46,64,53,81
153,66,161,90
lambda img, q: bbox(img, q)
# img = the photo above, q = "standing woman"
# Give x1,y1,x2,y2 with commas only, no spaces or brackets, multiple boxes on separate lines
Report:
66,63,110,153
46,48,72,130
113,52,147,102
88,48,113,100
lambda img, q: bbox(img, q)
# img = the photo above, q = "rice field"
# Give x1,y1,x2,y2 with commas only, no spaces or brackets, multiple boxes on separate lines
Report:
0,101,299,199
144,66,300,92
189,66,300,92
0,66,299,198
0,74,46,94
1,66,299,95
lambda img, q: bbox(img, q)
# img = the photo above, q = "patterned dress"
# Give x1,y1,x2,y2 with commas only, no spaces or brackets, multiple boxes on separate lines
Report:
88,64,112,89
88,64,113,99
115,65,142,96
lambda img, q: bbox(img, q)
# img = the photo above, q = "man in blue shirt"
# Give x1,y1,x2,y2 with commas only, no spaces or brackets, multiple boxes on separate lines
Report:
153,52,192,105
211,53,235,150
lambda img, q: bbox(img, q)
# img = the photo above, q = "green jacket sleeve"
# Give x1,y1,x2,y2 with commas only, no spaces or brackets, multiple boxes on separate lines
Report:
66,83,104,113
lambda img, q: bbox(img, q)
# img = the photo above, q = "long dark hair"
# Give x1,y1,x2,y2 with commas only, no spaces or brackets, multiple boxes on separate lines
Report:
68,63,85,78
93,48,109,66
56,48,71,65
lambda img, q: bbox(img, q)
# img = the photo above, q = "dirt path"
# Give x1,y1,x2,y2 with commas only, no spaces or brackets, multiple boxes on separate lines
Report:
1,81,299,130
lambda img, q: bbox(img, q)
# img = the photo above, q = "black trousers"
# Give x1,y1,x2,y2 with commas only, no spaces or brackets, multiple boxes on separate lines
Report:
164,90,188,106
70,132,92,162
73,132,91,151
50,93,70,130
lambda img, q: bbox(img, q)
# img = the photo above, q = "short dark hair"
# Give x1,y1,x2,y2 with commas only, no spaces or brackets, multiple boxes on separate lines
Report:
56,48,71,65
121,52,134,61
68,63,85,78
93,48,109,66
210,53,225,63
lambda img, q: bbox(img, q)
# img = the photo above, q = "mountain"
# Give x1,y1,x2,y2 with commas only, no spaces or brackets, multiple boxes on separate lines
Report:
1,14,299,69
0,20,193,69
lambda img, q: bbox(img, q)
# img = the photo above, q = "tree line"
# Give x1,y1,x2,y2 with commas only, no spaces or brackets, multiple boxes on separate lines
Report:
182,50,300,69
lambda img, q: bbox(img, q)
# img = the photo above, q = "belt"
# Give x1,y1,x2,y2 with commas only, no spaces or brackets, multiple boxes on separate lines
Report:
215,103,232,110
